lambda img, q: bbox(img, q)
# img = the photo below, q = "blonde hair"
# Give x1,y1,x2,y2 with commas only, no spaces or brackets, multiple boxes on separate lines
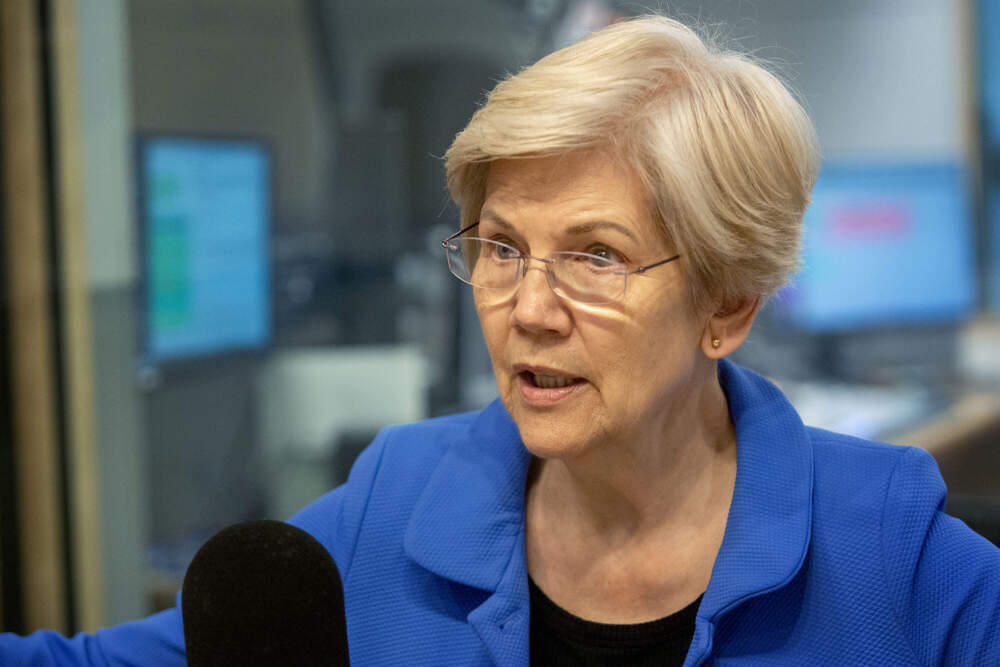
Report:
445,15,820,313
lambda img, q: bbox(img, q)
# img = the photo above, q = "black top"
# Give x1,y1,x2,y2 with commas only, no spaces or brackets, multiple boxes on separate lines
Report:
528,577,701,666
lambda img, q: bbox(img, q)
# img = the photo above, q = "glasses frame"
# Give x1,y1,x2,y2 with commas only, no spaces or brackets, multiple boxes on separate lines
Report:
441,221,681,304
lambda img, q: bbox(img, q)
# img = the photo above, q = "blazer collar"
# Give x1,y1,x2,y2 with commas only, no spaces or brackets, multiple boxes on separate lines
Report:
404,398,532,591
697,359,814,622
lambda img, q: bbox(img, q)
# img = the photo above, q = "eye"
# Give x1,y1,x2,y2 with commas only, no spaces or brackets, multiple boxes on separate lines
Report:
486,237,521,260
495,243,519,260
585,245,626,265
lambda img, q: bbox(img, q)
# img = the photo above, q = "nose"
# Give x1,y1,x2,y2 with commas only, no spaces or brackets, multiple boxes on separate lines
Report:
510,259,572,336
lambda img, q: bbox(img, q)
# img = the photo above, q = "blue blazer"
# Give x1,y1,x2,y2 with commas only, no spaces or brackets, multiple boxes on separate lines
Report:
3,360,999,665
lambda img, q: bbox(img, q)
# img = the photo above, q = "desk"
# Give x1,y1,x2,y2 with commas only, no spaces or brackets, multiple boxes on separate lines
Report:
895,394,1000,499
782,378,1000,516
891,392,1000,546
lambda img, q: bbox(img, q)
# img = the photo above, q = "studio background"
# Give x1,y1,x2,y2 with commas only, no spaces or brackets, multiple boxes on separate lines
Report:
2,0,999,636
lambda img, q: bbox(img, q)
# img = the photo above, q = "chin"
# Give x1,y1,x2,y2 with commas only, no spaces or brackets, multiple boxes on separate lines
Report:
506,402,598,461
501,382,600,459
521,435,588,461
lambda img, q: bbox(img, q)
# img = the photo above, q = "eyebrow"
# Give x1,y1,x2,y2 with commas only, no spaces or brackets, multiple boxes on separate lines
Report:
479,209,639,243
479,209,515,230
565,221,638,243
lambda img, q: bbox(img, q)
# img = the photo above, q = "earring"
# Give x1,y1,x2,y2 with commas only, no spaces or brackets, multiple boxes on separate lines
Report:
711,337,722,349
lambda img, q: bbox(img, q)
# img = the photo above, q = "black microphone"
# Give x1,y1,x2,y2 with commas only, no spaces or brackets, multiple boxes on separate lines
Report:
181,519,350,666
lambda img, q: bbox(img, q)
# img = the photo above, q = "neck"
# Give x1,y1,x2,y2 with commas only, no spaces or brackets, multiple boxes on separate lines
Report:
526,366,737,541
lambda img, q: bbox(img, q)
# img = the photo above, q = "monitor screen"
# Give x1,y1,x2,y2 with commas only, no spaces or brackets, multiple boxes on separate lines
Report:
979,0,1000,309
991,189,1000,310
773,162,977,332
138,136,272,364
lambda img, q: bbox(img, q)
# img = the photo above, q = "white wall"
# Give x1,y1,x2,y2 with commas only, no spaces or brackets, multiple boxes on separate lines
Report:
75,0,149,625
667,0,967,160
78,0,136,288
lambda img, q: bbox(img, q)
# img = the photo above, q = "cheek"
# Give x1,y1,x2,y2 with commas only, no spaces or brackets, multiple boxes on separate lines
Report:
604,304,700,394
475,297,508,365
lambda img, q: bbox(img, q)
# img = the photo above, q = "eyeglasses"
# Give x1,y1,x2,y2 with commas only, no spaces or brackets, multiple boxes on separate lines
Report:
441,222,681,305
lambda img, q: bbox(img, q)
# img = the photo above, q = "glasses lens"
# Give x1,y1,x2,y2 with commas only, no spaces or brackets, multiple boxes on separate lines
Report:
445,237,521,289
550,252,626,303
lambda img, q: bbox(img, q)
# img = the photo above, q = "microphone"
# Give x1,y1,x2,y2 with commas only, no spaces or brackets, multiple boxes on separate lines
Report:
181,520,350,666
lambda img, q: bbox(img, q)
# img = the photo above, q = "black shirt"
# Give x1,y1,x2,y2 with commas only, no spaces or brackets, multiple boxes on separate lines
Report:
528,577,701,666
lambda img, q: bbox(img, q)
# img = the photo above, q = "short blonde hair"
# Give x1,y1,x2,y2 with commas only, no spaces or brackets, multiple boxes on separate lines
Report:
445,15,820,313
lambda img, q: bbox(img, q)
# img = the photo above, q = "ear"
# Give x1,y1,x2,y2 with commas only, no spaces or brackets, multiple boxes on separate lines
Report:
701,295,761,359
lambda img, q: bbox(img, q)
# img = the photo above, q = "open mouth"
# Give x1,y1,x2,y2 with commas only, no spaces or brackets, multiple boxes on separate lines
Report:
520,371,584,389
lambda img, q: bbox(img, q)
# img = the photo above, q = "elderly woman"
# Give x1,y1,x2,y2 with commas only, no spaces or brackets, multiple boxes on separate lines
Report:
4,14,999,667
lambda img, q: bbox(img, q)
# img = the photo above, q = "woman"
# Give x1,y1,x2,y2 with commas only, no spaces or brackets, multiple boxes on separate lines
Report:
3,14,998,666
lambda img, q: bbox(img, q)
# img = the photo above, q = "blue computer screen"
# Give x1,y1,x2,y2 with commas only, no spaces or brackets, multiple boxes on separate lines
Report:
775,162,976,332
140,137,271,363
991,189,1000,309
980,0,1000,309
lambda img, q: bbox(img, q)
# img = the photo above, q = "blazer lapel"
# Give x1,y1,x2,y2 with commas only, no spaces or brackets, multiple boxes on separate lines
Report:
466,529,531,667
404,399,533,665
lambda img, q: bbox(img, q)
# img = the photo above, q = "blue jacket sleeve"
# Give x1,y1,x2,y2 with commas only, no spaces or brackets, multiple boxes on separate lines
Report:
0,427,390,666
0,608,185,667
882,446,1000,665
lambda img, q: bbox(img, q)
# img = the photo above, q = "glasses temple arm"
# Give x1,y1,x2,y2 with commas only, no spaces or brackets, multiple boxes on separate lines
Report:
633,254,681,274
442,221,481,246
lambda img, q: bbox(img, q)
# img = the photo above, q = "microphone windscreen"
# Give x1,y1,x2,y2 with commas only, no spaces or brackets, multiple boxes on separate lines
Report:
182,520,349,666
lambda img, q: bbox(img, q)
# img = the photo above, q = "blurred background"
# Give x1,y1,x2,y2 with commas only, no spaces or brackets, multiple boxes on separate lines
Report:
1,0,999,636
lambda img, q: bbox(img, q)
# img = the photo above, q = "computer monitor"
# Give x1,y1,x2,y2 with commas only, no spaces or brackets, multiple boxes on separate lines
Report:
980,0,1000,149
978,0,1000,309
137,135,272,365
990,190,1000,309
772,162,977,332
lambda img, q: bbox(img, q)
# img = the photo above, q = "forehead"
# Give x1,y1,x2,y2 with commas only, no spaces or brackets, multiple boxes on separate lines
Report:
481,152,656,237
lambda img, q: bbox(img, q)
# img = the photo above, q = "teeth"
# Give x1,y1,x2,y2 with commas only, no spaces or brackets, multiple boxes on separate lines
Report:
534,374,575,389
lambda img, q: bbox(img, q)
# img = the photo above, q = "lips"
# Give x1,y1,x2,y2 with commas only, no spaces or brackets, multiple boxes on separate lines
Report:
513,363,584,384
513,364,586,406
